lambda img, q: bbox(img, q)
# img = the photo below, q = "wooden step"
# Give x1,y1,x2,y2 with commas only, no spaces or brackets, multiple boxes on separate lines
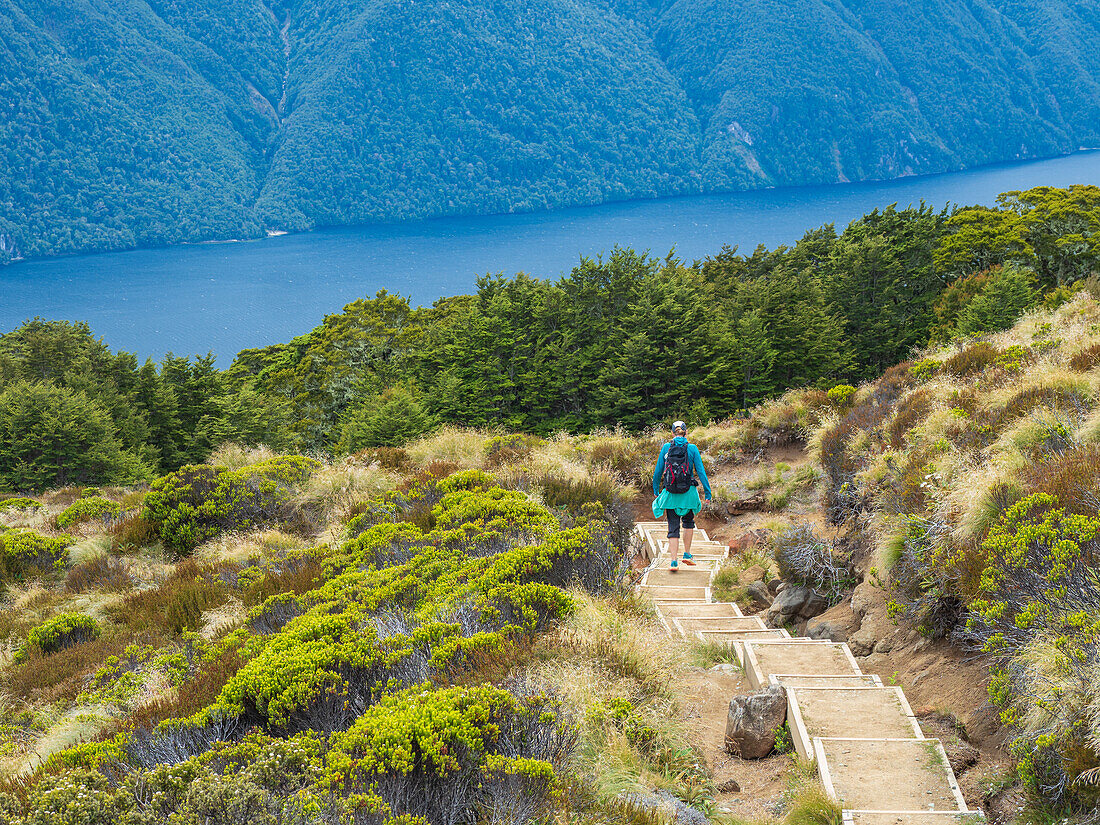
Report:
638,585,709,601
786,687,922,761
769,674,883,689
843,812,986,825
743,640,862,689
695,628,791,662
815,738,968,813
671,616,767,636
642,567,714,587
655,601,743,619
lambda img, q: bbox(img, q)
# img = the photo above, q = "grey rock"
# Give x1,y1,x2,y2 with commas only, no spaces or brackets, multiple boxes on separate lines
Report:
621,791,708,825
850,581,880,618
767,578,781,596
710,663,739,675
724,685,788,759
746,580,772,606
716,778,741,793
766,585,829,625
848,634,873,657
775,581,788,594
873,638,894,654
806,601,860,642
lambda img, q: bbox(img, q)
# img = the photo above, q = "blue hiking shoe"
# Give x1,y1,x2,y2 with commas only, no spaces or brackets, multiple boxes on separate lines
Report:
681,552,696,566
670,558,679,571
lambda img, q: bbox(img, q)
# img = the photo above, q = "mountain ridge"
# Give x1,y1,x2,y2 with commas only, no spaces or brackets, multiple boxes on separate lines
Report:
2,0,1099,263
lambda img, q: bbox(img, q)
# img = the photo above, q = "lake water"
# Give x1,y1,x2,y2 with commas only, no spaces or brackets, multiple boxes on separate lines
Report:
4,150,1100,364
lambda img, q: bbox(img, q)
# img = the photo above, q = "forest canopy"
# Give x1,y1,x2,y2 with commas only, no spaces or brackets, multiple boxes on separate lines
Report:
1,185,1098,492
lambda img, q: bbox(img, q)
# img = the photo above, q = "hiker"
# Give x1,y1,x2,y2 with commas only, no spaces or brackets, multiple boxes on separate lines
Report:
652,420,712,571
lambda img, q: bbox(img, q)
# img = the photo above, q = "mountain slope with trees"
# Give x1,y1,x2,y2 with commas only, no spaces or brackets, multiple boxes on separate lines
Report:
2,0,1100,263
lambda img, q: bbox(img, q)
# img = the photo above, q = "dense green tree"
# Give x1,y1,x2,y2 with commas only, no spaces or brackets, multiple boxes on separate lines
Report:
954,265,1038,337
339,386,433,451
0,381,152,491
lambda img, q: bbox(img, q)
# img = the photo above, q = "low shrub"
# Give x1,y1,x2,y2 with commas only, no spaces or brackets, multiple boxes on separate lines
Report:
56,496,123,529
0,497,43,512
113,560,230,634
65,553,132,592
909,358,941,380
1069,342,1100,372
143,456,320,553
0,529,72,581
826,384,856,407
24,612,101,656
328,683,566,825
110,513,161,552
772,525,855,603
943,342,1000,377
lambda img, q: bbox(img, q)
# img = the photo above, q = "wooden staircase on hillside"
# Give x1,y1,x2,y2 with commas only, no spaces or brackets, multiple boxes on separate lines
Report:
633,521,983,824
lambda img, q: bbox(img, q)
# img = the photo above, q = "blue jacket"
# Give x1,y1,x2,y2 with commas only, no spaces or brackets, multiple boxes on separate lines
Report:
653,437,712,500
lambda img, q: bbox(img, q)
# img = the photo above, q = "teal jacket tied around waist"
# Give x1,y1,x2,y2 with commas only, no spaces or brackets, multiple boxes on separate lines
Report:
651,437,712,517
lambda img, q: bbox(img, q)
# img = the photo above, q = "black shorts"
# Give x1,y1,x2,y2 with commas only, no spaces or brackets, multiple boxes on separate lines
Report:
665,509,695,539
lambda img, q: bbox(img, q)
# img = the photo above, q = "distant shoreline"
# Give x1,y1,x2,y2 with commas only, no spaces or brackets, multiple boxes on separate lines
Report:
5,148,1100,270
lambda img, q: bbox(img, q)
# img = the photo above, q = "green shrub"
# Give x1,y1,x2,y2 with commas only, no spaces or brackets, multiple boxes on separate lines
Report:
329,683,560,825
909,358,941,380
967,493,1100,656
24,613,100,657
0,496,43,511
20,767,132,825
0,529,72,581
143,457,320,553
56,496,123,529
826,384,856,407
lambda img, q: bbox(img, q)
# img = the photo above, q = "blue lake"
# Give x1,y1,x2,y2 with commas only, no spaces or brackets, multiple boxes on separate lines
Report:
3,150,1100,364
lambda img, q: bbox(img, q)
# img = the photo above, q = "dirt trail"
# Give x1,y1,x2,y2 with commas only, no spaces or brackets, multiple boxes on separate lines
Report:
635,442,1012,818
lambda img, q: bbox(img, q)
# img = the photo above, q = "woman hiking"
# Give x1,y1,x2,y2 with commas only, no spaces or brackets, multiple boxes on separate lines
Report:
652,420,712,571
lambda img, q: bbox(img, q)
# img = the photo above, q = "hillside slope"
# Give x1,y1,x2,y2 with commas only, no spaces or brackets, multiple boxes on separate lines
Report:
2,0,1100,262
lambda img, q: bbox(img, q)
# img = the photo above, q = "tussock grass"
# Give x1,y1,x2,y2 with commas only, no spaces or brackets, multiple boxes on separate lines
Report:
206,442,279,469
405,425,496,470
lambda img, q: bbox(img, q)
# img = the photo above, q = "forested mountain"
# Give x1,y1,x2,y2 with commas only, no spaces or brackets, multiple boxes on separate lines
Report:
2,0,1100,263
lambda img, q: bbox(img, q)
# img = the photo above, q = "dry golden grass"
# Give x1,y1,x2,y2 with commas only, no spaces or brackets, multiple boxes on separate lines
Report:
193,528,306,566
405,425,496,470
206,442,280,469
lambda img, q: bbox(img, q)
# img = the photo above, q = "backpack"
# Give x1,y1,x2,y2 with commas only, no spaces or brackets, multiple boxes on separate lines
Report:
662,441,694,494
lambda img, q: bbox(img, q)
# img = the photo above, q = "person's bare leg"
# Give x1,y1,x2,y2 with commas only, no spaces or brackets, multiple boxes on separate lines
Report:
682,528,694,556
668,536,680,564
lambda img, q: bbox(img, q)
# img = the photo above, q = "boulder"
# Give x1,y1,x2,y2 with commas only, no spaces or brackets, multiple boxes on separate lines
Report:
766,585,829,626
738,564,767,585
726,492,768,516
746,580,772,607
724,685,788,758
767,578,782,596
850,581,883,618
806,601,861,642
716,778,741,793
727,529,769,556
847,617,884,657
